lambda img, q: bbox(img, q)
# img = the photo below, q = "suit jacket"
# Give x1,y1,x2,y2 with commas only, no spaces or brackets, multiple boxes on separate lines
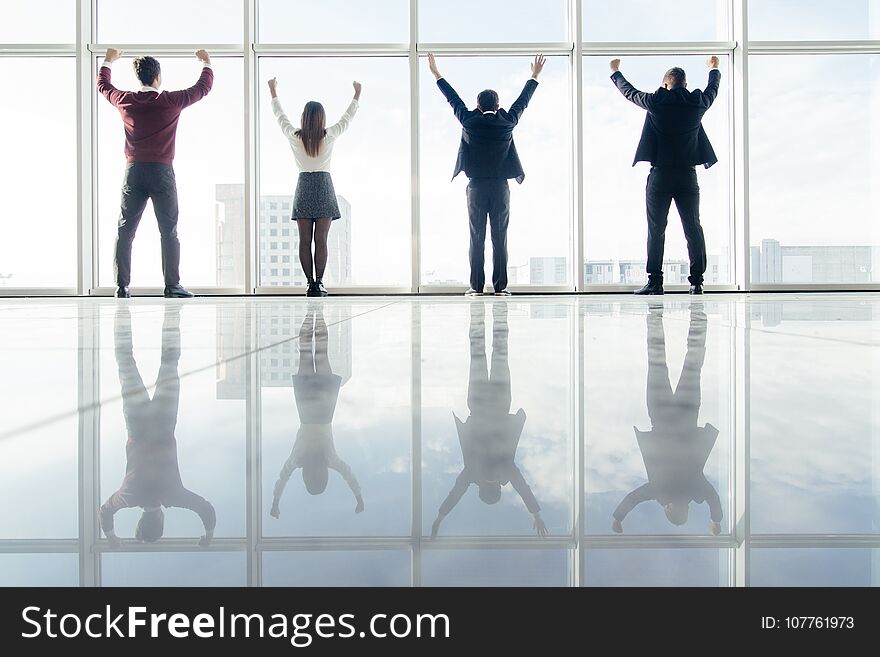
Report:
611,69,720,169
437,77,539,183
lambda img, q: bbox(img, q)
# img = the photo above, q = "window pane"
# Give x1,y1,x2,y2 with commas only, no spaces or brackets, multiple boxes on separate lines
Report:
749,0,880,41
422,550,570,586
0,554,78,587
583,55,731,285
258,57,410,287
420,56,570,287
583,0,730,42
419,0,568,43
0,0,74,43
0,305,79,539
584,301,733,536
584,549,730,586
749,55,879,284
97,57,244,288
0,59,76,288
751,549,880,586
258,0,409,43
102,552,246,586
98,303,248,541
263,551,411,586
749,299,879,534
260,302,412,537
97,0,243,43
421,301,574,537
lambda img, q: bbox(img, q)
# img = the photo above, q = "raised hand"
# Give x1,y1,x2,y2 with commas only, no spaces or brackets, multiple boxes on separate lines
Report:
612,519,623,534
610,58,621,73
195,49,211,65
531,54,546,79
707,55,719,69
105,47,123,63
427,53,442,80
533,513,549,537
352,80,362,101
267,77,278,98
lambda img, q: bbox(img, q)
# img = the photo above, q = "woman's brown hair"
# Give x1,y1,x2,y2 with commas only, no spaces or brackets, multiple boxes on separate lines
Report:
295,101,327,158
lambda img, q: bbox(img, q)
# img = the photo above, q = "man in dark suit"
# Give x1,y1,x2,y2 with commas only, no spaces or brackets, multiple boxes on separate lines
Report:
610,57,721,295
612,302,723,535
428,53,546,296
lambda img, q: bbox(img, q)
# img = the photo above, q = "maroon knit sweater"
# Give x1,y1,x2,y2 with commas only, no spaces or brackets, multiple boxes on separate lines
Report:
97,64,214,164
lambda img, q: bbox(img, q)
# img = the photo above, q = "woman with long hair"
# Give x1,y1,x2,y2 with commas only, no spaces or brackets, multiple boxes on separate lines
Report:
268,77,361,296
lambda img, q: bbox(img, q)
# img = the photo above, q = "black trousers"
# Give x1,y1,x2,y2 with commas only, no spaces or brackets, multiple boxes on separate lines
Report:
114,162,181,288
466,178,510,293
645,166,707,285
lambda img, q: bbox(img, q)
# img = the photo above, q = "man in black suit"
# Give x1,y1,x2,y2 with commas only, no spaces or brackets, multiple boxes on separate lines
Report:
428,53,546,296
610,57,721,295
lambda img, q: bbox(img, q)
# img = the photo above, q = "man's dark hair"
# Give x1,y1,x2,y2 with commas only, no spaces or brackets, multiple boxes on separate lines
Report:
133,56,161,86
477,89,499,111
135,509,165,543
663,67,686,89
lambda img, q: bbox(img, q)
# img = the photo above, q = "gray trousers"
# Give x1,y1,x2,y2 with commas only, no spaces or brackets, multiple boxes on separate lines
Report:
114,162,181,288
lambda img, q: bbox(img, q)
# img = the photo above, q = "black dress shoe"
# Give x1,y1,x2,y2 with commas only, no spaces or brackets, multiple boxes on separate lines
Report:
306,281,320,297
634,280,664,295
689,284,704,295
315,280,328,297
115,287,130,298
163,285,194,298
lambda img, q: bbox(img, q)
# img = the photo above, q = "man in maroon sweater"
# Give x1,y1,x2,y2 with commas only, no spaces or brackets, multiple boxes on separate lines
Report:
98,47,214,298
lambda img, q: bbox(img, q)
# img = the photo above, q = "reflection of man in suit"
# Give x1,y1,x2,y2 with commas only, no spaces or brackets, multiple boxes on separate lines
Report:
100,304,216,547
427,53,546,297
612,302,722,535
610,57,721,296
431,301,547,537
271,305,364,518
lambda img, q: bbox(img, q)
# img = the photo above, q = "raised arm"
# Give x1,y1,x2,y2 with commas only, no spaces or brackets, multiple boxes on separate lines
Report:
97,48,126,107
268,78,299,143
612,483,655,532
326,82,361,140
428,53,469,124
166,50,214,109
269,453,300,518
508,54,545,124
701,56,721,108
431,469,471,537
170,488,217,547
609,59,655,111
99,490,132,547
328,454,364,513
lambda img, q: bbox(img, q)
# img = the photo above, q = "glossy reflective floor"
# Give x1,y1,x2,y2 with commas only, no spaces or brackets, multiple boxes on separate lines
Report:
1,294,879,587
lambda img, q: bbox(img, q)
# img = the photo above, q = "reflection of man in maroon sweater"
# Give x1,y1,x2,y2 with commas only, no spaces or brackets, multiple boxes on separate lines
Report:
97,47,213,299
100,304,215,547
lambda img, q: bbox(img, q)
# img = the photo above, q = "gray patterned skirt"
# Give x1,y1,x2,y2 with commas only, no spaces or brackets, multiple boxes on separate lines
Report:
292,171,341,220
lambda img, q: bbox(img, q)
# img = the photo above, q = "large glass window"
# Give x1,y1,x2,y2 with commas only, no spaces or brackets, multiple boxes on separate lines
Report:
583,55,731,286
419,0,568,43
420,56,571,287
0,0,74,43
258,57,411,287
97,0,243,44
583,0,731,42
258,0,410,44
0,59,77,288
96,57,244,288
749,54,879,284
749,0,880,41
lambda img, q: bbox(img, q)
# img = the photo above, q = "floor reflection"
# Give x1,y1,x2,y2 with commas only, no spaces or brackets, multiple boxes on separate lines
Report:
101,304,216,548
270,304,364,520
431,301,547,538
1,294,878,587
612,302,723,536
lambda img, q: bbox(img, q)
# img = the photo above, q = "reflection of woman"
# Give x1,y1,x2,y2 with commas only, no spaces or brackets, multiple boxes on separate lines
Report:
267,77,362,297
271,306,364,518
100,304,215,548
612,302,722,536
431,301,547,538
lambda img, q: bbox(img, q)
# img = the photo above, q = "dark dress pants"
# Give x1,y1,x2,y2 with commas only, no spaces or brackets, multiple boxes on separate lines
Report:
466,178,510,293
